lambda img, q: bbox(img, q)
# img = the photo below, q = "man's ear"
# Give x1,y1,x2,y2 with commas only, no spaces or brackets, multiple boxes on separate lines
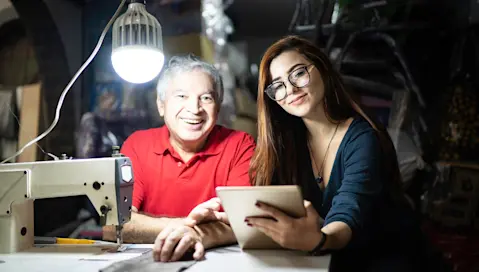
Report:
157,98,165,117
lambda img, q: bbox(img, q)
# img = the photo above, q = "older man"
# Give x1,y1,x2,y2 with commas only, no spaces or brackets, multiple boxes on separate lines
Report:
103,55,254,262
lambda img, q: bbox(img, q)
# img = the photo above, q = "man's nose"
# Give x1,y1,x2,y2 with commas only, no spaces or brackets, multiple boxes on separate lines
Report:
186,98,201,114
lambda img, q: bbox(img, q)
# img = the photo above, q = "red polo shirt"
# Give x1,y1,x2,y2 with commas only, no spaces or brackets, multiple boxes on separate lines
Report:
120,125,255,217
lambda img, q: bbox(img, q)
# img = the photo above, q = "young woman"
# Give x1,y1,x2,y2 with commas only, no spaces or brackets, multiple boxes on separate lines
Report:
245,36,432,271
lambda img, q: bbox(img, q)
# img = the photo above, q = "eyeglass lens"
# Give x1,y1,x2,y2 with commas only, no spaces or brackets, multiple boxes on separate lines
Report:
266,66,310,101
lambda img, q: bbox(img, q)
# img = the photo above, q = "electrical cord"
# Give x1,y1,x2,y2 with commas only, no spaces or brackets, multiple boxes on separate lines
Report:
6,104,59,161
0,0,127,164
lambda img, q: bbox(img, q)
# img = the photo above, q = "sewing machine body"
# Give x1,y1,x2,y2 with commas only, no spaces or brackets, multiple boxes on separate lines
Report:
0,157,133,253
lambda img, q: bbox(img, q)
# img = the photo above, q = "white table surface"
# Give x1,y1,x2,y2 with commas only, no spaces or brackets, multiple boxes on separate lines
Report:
0,243,330,272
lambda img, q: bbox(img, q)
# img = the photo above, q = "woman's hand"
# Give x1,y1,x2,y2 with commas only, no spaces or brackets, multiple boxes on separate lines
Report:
246,200,323,251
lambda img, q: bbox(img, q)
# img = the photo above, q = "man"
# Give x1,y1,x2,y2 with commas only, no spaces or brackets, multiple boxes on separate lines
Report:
103,55,255,262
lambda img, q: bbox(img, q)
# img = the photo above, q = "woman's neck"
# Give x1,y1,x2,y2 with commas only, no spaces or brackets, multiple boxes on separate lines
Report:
302,105,337,139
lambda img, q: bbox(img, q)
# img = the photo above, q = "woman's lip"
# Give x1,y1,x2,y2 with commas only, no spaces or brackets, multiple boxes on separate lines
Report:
288,94,307,105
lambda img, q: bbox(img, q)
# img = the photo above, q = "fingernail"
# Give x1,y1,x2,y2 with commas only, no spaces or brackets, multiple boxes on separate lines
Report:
247,223,252,227
255,202,260,207
244,218,249,222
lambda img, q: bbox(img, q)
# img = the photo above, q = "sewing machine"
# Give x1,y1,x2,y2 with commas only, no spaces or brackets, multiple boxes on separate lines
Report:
0,156,134,254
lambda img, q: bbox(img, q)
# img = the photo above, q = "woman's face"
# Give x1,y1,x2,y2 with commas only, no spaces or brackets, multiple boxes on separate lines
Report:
268,50,325,118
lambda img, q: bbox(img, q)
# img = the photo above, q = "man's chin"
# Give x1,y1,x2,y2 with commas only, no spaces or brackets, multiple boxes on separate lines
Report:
177,131,207,143
176,124,214,143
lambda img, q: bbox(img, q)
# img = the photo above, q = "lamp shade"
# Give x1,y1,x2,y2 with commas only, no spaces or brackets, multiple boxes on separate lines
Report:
111,2,164,84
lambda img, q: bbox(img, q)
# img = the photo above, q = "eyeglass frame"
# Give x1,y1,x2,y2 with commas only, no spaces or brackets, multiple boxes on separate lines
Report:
264,64,315,101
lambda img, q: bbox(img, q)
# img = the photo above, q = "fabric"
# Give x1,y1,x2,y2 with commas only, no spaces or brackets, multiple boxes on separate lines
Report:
121,125,255,217
300,117,428,270
99,251,197,272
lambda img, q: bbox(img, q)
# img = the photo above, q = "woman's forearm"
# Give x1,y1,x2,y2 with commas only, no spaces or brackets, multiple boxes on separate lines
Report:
321,221,353,250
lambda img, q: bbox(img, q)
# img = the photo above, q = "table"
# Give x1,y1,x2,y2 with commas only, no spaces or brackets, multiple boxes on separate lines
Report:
0,244,330,272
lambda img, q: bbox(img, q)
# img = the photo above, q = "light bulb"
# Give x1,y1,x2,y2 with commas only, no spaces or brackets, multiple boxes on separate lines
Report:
112,46,164,84
111,1,164,84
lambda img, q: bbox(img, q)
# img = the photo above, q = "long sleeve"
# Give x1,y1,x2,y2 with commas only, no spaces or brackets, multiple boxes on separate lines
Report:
323,129,383,247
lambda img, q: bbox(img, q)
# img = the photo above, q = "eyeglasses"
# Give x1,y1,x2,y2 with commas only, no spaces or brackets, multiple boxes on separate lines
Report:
265,64,315,101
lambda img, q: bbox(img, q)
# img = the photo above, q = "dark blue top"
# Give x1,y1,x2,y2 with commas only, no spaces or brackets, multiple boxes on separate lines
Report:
303,116,419,252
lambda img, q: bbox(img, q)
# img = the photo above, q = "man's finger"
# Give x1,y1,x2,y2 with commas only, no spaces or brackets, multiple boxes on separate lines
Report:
170,235,194,262
183,217,197,227
153,225,175,260
160,230,182,262
214,211,229,225
192,241,205,260
189,208,215,222
157,225,174,242
198,199,221,210
255,202,289,221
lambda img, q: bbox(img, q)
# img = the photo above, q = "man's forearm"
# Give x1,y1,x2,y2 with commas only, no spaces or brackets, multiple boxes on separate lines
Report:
194,221,236,249
103,212,185,244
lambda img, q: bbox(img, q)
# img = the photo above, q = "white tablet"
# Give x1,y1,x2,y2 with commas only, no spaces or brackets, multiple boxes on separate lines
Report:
216,185,306,250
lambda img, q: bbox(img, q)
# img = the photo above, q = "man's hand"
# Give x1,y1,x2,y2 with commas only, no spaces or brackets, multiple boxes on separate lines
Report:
153,224,204,262
187,197,229,226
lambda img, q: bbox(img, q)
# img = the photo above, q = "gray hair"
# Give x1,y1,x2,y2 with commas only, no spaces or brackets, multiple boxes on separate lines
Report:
156,55,224,104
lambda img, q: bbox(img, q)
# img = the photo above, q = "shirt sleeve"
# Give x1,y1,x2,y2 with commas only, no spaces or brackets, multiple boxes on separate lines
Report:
323,129,383,246
225,133,256,186
120,132,145,210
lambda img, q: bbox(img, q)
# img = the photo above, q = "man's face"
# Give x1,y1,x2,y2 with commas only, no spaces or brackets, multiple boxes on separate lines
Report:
157,69,219,148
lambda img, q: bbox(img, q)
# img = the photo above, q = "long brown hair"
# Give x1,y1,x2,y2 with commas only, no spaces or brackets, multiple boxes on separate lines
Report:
249,35,405,204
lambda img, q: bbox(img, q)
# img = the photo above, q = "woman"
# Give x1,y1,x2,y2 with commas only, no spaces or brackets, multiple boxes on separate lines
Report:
245,36,433,271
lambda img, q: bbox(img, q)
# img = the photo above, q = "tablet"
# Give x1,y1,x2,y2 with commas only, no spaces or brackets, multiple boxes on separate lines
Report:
216,185,306,250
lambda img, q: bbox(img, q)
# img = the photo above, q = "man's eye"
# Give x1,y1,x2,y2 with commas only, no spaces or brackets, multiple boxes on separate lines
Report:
176,94,186,99
201,95,214,102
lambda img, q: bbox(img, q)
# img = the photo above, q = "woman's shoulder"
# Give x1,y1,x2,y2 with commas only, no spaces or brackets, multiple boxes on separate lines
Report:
336,115,384,163
343,115,379,143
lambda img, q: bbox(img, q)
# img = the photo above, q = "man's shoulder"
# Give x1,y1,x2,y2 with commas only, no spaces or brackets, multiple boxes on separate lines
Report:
126,126,164,143
213,125,256,147
121,126,166,154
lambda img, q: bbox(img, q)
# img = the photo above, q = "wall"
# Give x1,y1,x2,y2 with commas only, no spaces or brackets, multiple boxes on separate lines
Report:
43,0,83,130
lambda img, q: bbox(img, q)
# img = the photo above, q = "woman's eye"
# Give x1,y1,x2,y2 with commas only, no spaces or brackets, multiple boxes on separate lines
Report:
273,83,283,91
292,69,306,78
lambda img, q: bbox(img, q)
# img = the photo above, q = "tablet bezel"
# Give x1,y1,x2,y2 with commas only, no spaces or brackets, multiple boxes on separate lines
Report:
216,185,306,250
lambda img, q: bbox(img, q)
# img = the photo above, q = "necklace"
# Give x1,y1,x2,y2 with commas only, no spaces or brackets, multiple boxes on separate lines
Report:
309,123,340,184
